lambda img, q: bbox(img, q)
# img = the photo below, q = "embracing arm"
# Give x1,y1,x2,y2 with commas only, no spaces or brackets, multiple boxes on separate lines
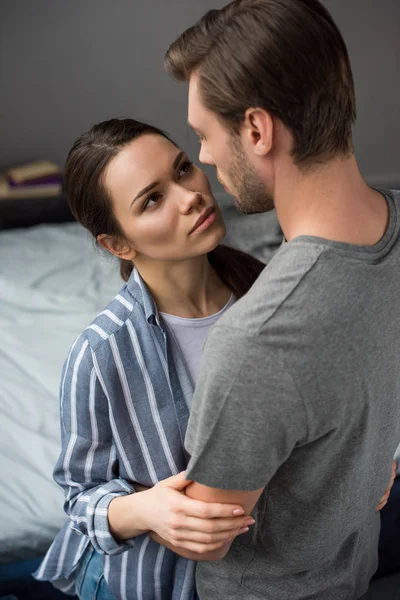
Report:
110,473,255,560
57,336,254,558
178,327,309,561
180,483,264,559
185,484,263,517
182,325,396,559
376,460,397,511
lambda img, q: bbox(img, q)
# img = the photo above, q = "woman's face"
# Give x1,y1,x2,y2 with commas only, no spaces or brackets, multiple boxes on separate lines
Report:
103,134,226,263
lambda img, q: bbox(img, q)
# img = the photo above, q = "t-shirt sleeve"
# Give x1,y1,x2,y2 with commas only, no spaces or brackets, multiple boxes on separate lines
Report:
185,324,308,490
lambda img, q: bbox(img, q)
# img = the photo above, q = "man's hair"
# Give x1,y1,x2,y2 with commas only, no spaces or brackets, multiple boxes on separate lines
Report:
165,0,356,165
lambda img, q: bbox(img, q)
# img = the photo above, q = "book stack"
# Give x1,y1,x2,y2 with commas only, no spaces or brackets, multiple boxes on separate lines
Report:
0,160,63,199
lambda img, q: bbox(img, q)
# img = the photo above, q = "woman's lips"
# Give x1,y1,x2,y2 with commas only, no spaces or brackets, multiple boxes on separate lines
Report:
190,208,216,234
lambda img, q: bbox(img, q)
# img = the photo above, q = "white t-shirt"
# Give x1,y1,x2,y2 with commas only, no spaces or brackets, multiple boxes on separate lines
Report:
161,294,235,386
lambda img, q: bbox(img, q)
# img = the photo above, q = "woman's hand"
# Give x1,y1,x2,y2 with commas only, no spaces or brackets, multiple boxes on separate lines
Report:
376,460,397,511
137,471,254,555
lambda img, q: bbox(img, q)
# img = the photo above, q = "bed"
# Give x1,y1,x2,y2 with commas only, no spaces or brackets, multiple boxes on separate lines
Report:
0,223,124,563
0,196,127,598
0,192,282,598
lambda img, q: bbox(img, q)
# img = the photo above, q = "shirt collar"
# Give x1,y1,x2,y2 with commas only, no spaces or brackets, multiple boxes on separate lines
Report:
126,267,164,330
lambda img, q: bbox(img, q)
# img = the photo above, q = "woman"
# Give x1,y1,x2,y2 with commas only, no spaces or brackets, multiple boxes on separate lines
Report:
35,118,265,600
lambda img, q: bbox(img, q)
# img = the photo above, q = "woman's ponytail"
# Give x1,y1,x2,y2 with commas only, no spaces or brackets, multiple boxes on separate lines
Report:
208,244,265,299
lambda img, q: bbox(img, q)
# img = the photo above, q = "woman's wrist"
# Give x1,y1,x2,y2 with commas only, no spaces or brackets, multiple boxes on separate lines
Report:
149,531,231,562
108,490,150,541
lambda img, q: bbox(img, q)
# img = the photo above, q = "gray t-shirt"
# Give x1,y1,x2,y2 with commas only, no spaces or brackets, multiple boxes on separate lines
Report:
186,189,400,600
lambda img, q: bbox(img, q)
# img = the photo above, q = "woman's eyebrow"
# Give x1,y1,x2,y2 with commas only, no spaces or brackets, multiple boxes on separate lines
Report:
172,151,185,170
130,151,185,207
130,182,159,207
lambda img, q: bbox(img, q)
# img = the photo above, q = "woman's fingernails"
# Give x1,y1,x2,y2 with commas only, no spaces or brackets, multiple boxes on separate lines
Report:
233,508,245,516
245,518,256,526
239,527,250,534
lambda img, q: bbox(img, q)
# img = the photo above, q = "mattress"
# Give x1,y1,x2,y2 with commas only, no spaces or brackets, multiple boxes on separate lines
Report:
0,222,122,563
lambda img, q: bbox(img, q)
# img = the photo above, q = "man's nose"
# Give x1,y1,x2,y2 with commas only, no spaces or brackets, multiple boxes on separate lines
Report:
199,142,214,166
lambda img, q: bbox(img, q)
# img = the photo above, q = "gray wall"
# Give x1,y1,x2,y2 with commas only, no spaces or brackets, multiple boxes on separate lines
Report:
326,0,400,187
0,0,399,188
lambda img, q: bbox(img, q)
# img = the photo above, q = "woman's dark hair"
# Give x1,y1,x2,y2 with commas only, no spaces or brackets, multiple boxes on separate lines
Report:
65,118,265,297
64,118,173,281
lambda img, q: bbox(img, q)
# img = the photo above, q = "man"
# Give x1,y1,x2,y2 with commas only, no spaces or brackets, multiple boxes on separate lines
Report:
163,1,400,599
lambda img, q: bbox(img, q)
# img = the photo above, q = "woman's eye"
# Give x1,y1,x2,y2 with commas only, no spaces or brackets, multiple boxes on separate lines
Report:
178,160,193,178
143,193,162,210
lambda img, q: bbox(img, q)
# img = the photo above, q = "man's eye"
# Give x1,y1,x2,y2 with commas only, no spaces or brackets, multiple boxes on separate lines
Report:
143,193,162,210
178,160,193,178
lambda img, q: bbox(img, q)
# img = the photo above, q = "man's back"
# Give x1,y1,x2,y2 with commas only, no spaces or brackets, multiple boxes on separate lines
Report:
186,189,400,599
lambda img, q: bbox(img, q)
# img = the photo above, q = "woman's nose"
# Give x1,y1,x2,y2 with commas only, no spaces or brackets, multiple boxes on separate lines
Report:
179,189,203,214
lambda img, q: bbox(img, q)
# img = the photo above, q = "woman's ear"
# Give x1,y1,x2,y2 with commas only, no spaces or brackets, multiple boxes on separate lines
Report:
97,234,137,261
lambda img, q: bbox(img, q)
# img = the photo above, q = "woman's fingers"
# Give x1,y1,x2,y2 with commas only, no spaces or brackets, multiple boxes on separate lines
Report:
169,524,251,545
376,460,397,511
178,495,245,519
166,537,235,555
169,514,255,538
376,498,387,511
156,471,193,492
391,460,397,482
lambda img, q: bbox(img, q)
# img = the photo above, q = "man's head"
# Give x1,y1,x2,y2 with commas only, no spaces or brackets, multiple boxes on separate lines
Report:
165,0,356,213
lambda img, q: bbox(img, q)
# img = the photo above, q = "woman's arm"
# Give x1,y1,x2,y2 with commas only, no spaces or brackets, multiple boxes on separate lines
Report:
148,531,231,562
54,336,138,556
57,336,253,557
108,472,255,556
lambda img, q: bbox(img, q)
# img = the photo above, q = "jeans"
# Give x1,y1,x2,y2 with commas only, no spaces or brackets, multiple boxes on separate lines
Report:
75,545,116,600
75,545,200,600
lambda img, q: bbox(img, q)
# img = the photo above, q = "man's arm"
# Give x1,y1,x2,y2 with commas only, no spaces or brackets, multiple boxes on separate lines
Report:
185,482,264,517
183,482,264,559
182,328,307,564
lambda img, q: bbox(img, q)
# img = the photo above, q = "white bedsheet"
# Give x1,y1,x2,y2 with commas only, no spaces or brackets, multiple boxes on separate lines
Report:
0,223,122,563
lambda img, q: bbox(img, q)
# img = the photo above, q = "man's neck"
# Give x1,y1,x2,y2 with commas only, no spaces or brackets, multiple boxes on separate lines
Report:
274,154,389,246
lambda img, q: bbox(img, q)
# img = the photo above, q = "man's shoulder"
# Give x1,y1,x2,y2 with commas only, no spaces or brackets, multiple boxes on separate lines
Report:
216,240,326,337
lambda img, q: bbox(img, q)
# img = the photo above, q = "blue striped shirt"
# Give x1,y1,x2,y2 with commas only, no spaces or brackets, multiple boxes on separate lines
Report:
35,268,197,599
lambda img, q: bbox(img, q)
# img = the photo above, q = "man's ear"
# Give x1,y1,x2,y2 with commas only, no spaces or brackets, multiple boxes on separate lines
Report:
242,108,274,157
97,234,137,261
